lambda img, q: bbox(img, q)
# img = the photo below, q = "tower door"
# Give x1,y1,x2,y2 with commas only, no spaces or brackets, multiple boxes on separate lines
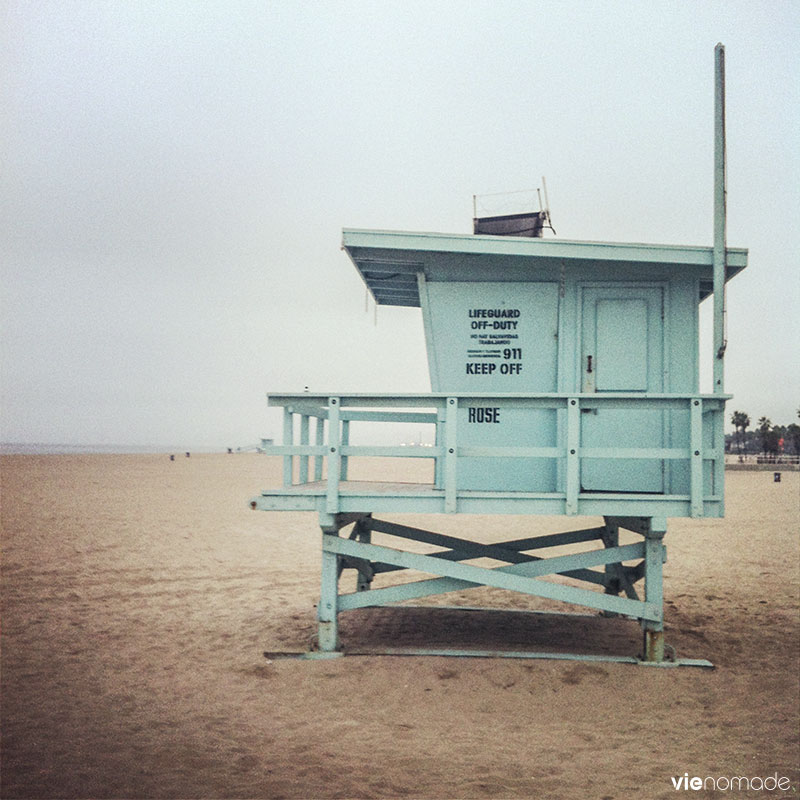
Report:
580,286,665,493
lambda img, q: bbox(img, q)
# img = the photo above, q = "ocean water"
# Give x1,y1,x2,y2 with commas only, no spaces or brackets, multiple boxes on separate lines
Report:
0,442,228,455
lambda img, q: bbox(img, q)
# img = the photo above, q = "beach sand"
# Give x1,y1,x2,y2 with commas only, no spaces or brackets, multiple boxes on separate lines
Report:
1,454,798,799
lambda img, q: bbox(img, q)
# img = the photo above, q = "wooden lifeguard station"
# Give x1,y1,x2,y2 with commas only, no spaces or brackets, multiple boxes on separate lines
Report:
250,46,746,665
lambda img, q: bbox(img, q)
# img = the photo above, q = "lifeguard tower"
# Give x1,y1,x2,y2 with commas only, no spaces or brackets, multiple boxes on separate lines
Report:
250,46,746,665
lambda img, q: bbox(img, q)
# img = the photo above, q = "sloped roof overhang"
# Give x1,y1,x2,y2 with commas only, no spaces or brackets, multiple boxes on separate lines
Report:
342,228,748,307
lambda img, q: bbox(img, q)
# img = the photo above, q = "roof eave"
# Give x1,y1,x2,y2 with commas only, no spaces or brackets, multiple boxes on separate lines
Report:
341,228,748,308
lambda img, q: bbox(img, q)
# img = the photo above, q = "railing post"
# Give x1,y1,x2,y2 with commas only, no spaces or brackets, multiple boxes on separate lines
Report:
434,407,445,489
314,416,324,481
326,397,341,515
282,407,294,487
566,397,580,515
444,397,458,512
341,419,350,482
690,398,704,517
299,414,310,484
713,401,726,514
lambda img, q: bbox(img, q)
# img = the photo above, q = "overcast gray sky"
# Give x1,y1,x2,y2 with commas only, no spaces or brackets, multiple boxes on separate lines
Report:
2,0,798,449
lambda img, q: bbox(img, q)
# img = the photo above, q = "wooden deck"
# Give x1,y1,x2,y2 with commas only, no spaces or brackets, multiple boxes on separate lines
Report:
250,479,715,519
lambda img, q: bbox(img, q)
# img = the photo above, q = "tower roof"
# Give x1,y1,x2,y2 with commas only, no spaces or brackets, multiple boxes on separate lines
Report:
342,228,748,307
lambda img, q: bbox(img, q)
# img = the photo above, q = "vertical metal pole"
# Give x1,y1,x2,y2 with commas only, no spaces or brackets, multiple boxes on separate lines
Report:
713,43,727,393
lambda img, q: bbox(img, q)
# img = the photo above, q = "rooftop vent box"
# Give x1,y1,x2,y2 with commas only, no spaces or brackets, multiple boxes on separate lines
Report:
473,210,547,238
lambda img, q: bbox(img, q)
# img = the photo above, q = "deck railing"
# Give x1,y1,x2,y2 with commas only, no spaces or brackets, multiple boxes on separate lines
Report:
263,393,727,518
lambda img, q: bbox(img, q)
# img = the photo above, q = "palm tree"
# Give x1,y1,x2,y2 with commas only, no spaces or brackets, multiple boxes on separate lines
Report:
730,410,750,454
788,423,800,457
757,417,772,455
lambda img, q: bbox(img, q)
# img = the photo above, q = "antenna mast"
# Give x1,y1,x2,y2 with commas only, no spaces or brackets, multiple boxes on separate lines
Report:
713,43,727,392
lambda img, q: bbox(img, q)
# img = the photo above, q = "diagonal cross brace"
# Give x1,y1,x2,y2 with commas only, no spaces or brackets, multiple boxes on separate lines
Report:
366,518,604,560
361,518,606,584
327,535,658,620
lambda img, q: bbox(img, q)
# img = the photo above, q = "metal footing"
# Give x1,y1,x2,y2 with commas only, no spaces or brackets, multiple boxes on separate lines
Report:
264,651,344,660
644,628,665,663
263,648,713,668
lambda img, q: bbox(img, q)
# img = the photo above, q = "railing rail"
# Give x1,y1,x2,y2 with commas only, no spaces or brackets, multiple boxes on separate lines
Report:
265,393,728,518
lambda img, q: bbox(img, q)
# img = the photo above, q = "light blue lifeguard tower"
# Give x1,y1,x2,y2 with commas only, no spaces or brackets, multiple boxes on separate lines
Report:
250,46,746,665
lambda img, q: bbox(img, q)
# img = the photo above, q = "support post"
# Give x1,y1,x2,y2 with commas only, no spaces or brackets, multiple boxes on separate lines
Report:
601,517,620,613
643,518,666,662
318,532,340,651
354,515,373,592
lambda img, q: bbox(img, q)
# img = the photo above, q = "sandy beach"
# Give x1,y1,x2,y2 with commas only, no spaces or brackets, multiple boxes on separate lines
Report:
1,454,798,799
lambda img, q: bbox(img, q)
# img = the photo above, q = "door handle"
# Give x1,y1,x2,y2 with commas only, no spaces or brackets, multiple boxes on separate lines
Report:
587,355,593,373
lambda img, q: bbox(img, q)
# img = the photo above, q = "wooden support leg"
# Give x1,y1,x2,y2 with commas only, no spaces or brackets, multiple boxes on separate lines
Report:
601,516,621,603
318,535,340,652
643,519,666,662
355,517,373,593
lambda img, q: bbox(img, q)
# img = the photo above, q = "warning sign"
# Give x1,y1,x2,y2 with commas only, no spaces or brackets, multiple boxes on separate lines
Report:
466,308,523,376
